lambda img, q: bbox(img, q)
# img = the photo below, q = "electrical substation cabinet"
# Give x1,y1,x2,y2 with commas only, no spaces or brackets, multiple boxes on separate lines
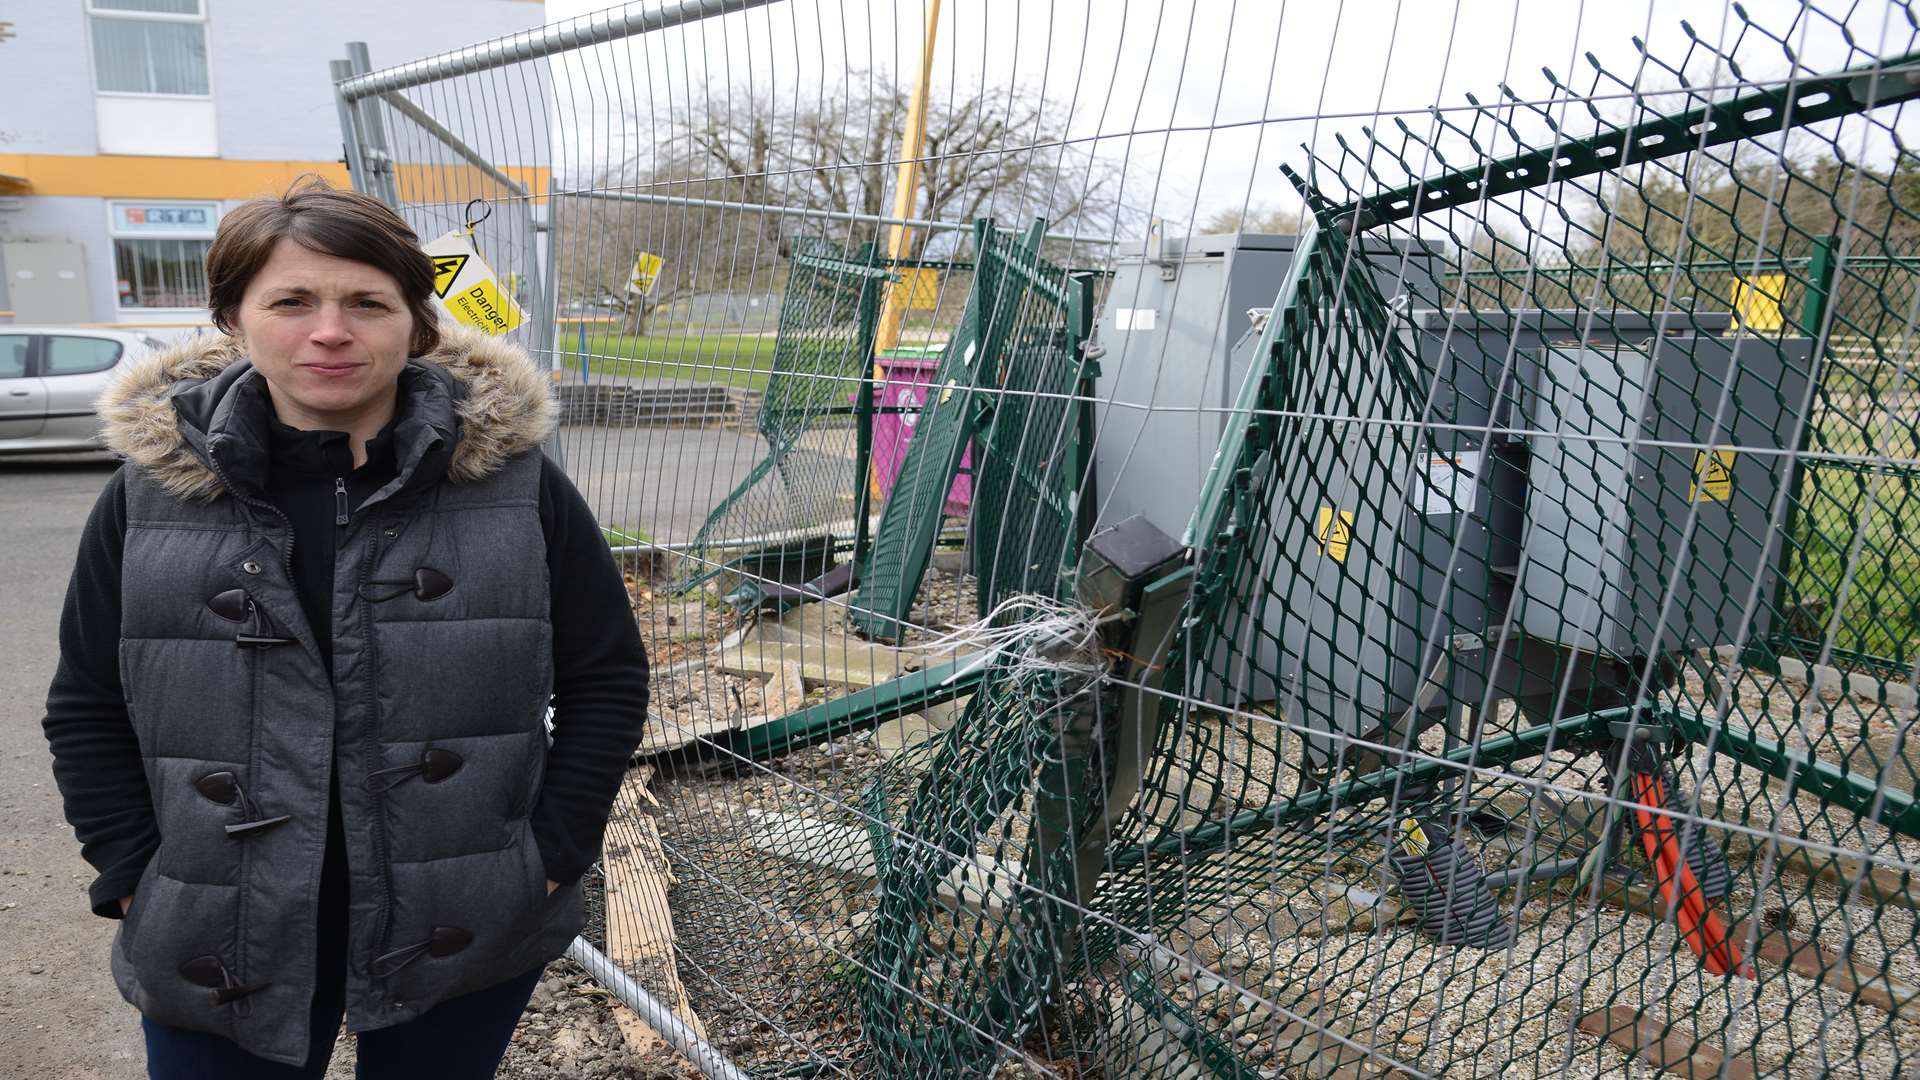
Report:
1516,332,1815,656
1091,231,1444,540
1249,309,1813,774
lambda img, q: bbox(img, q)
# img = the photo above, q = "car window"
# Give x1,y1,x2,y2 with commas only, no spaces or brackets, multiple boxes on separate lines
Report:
44,336,124,377
0,335,27,379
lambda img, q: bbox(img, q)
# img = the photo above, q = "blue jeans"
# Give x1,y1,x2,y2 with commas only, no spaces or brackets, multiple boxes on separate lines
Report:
140,963,545,1080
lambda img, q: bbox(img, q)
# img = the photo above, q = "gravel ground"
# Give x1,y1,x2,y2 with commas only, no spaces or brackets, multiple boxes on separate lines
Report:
577,556,1920,1079
319,952,702,1080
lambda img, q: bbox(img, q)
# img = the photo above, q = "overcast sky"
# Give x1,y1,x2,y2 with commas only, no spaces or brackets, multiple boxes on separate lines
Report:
530,0,1916,236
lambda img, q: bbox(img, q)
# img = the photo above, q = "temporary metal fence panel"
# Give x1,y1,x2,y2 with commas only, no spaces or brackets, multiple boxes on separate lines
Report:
672,237,891,591
1083,22,1920,1080
965,268,1099,615
335,3,1920,1079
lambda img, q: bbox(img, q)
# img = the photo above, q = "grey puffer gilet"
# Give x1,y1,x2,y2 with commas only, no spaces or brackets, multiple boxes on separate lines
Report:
98,326,579,1066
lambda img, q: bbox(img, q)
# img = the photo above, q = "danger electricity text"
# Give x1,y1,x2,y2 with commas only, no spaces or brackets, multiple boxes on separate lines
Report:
447,280,522,334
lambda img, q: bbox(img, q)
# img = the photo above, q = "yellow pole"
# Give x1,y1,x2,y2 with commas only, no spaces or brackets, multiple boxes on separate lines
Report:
866,0,941,504
874,0,941,355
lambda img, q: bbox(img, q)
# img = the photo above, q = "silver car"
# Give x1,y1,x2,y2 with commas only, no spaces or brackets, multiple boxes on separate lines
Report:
0,327,171,455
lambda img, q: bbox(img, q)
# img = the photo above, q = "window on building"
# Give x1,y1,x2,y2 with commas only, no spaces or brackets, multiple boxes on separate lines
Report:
88,0,209,97
109,201,220,310
114,239,213,309
45,337,125,377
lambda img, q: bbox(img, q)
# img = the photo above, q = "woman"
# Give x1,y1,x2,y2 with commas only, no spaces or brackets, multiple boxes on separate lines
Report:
39,178,649,1078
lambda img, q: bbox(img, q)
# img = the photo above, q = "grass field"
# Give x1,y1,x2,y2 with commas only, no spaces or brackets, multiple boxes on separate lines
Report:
558,331,783,389
554,323,958,390
1780,400,1920,674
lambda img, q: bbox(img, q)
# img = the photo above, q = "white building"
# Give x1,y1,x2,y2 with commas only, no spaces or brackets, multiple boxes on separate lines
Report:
0,0,547,327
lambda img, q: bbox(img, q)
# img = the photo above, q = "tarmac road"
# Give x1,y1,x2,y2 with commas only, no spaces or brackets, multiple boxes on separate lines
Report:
0,454,144,1080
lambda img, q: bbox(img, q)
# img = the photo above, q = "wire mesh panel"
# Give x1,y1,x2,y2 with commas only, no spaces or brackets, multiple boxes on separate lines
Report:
1086,12,1920,1080
850,219,1092,638
332,2,1920,1078
966,269,1099,615
672,237,890,589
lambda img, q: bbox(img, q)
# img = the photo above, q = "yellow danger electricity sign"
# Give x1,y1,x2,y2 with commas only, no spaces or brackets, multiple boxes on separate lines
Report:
628,252,663,295
1691,449,1735,502
1732,274,1786,333
447,279,523,334
422,231,525,336
430,253,470,299
1315,507,1355,562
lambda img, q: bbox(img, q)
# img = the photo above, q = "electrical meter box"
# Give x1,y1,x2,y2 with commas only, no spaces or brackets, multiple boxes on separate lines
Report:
1090,231,1442,540
1516,333,1813,655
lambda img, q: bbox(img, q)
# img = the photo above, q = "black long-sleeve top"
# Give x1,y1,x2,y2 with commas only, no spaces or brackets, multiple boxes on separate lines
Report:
42,422,648,920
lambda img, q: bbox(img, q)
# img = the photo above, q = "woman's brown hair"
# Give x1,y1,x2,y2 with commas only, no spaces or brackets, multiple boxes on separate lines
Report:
206,175,442,357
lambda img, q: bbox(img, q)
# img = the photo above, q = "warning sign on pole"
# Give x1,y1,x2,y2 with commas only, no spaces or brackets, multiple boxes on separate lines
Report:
898,267,940,310
628,253,664,296
1731,274,1786,332
1315,507,1355,562
422,231,525,335
1690,448,1735,502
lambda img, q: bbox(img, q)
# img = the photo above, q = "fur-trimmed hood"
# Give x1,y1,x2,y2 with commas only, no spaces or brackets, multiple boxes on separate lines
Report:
99,324,557,503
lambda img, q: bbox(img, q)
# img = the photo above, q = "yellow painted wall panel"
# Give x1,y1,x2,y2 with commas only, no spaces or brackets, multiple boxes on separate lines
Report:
0,154,548,203
0,154,349,198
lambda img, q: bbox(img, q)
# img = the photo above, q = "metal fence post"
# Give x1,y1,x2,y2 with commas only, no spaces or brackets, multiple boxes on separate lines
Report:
535,199,565,471
1747,232,1844,672
344,43,398,207
1801,233,1839,337
852,242,884,571
1065,272,1099,552
331,59,371,195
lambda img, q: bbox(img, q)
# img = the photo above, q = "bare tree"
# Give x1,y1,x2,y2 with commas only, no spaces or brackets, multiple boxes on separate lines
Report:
1202,203,1303,235
556,72,1137,333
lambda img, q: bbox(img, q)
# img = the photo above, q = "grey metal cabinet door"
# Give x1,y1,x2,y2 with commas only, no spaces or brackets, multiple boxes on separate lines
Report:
0,333,45,441
41,335,123,444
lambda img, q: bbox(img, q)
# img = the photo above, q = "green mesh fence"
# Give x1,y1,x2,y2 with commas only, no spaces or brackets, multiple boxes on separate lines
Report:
963,262,1099,617
851,219,1083,637
673,238,892,590
650,9,1920,1074
1065,13,1920,1080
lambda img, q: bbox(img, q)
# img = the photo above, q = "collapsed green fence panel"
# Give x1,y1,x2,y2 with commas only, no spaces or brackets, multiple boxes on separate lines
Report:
965,268,1098,616
851,219,1061,638
674,238,891,589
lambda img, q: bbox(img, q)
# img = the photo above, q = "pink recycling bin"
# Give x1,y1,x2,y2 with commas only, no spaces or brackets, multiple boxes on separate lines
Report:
868,352,973,516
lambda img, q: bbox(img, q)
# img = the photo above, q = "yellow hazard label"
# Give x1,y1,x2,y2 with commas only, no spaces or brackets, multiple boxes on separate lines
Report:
1314,507,1354,562
1731,274,1786,333
1398,817,1431,857
431,254,469,299
629,252,663,295
446,279,524,334
423,230,525,336
1690,448,1735,502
